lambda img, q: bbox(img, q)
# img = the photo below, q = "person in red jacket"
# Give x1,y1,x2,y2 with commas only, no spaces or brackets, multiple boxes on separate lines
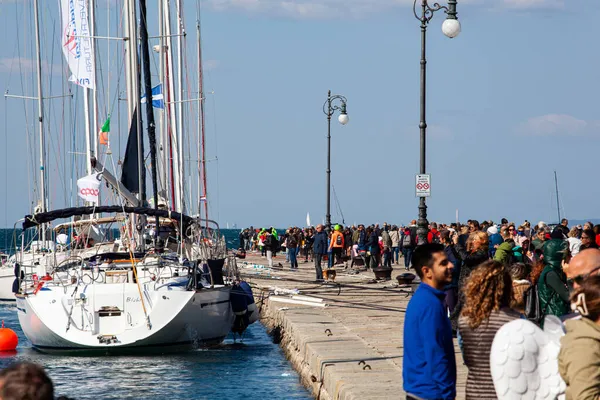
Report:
428,222,441,244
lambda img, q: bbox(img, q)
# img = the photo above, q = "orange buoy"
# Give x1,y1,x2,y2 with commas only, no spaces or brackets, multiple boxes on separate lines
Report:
0,321,18,351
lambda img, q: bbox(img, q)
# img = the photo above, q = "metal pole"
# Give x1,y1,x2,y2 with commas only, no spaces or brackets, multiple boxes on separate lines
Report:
33,0,47,243
175,0,185,214
554,170,561,223
326,90,332,232
90,0,98,159
416,1,429,245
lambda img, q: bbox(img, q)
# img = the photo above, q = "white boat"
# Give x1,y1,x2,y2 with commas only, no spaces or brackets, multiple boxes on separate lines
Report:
16,254,234,352
13,209,251,353
8,0,257,353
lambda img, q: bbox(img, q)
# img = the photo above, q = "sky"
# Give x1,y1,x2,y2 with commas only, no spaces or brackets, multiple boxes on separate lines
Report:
0,0,599,229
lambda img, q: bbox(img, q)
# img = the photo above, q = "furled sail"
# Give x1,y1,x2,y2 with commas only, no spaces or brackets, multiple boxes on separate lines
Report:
121,109,141,194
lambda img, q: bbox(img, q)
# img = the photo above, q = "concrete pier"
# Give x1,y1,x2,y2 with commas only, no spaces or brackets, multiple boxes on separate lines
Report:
239,254,467,400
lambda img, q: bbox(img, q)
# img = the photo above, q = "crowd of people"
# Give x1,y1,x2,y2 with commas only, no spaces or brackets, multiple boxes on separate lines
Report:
402,218,600,400
239,222,424,281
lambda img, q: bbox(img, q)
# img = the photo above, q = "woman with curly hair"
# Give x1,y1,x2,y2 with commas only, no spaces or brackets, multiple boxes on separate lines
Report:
458,260,521,399
450,231,490,330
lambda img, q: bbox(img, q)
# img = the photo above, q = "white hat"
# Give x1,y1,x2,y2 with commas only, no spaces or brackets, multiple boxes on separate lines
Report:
487,225,498,235
538,221,547,229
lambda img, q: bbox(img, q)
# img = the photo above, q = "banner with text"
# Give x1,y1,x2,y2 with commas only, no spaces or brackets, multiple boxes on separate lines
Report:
61,0,96,89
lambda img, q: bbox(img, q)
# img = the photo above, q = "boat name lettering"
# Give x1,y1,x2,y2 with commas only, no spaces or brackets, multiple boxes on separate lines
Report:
126,297,141,303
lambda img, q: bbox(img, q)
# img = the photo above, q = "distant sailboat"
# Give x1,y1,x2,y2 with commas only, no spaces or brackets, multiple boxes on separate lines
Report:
306,212,311,227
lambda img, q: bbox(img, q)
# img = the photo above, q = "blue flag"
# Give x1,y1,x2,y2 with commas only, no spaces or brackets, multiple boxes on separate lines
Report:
141,83,164,109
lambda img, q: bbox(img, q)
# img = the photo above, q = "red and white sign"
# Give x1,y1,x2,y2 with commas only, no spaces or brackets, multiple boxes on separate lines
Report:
77,173,101,204
416,174,431,197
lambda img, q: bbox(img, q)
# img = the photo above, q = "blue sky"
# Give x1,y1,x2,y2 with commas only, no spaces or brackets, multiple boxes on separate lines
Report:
0,0,598,229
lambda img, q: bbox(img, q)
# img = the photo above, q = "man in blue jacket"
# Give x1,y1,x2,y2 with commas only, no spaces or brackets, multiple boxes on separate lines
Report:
312,224,328,282
403,243,456,400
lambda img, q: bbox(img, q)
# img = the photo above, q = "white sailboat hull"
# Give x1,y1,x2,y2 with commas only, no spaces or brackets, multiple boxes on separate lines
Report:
17,283,234,353
0,267,15,301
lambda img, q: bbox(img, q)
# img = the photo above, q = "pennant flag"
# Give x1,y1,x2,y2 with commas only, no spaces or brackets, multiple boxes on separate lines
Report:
99,115,110,145
141,84,164,109
77,173,101,204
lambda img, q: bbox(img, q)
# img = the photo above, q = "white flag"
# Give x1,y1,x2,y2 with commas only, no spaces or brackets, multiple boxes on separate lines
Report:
77,173,101,204
61,0,95,90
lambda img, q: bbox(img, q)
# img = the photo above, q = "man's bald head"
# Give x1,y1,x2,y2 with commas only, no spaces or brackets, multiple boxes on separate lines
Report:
567,248,600,287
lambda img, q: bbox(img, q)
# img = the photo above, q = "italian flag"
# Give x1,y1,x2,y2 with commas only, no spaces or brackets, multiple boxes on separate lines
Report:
99,115,110,146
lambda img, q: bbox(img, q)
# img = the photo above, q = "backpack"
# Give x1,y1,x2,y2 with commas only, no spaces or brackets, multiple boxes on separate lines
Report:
430,232,440,244
335,234,342,246
402,231,412,247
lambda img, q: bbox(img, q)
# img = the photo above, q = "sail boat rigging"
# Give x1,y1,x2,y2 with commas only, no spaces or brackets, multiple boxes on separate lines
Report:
332,185,345,225
554,170,561,223
197,7,209,224
139,0,160,239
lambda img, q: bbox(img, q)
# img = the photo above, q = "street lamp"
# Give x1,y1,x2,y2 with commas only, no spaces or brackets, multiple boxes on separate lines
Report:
323,90,348,232
413,0,460,245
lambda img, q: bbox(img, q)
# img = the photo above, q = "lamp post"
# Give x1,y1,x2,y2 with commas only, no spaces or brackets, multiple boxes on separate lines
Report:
413,0,461,245
323,90,349,232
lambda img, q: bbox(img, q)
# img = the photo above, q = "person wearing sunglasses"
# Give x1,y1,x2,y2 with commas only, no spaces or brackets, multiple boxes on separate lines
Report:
566,248,600,289
580,229,599,251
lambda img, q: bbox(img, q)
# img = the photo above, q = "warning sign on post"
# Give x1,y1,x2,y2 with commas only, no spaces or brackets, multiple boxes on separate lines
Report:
415,174,431,197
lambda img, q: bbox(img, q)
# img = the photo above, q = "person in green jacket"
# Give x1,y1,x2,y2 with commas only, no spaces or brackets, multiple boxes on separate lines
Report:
538,237,570,326
494,226,515,265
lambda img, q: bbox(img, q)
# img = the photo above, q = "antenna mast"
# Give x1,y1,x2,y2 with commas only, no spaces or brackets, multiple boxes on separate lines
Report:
554,170,561,223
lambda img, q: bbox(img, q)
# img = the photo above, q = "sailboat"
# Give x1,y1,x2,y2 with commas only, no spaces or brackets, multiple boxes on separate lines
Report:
10,0,255,352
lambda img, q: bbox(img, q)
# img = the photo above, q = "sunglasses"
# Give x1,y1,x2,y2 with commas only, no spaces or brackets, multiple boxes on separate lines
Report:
568,265,600,286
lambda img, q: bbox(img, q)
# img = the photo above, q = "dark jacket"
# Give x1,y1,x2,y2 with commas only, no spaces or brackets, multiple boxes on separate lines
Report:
444,244,461,289
450,246,489,327
357,230,367,251
367,231,380,255
312,231,328,255
538,239,569,323
403,283,457,400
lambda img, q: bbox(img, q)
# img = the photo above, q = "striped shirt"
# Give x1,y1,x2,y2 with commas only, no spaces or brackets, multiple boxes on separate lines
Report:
458,308,521,399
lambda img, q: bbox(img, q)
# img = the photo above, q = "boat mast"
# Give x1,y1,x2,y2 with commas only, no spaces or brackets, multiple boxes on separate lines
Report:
163,0,181,212
90,0,98,159
175,0,186,214
139,0,160,239
158,0,167,200
554,170,561,223
33,0,48,242
196,12,208,223
124,0,144,249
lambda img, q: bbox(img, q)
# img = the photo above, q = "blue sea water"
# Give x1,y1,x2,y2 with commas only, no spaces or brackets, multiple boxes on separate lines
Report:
0,229,310,399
